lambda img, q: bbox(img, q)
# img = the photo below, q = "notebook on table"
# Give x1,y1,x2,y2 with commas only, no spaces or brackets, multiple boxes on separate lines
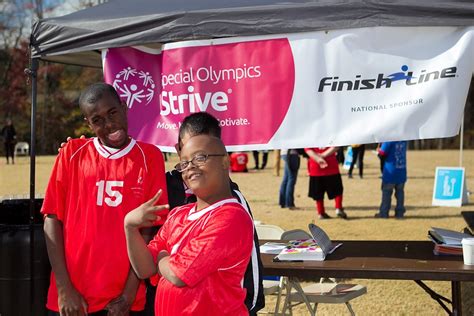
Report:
274,224,342,261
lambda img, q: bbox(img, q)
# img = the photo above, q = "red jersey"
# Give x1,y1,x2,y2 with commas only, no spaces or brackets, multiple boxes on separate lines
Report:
305,147,340,176
147,199,253,316
230,152,248,172
41,138,168,312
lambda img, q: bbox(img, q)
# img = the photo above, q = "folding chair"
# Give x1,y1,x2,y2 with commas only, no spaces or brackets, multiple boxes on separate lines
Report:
255,224,285,240
256,224,286,314
280,229,367,316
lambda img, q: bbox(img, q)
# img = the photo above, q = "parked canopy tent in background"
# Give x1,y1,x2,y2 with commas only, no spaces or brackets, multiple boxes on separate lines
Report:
30,0,474,67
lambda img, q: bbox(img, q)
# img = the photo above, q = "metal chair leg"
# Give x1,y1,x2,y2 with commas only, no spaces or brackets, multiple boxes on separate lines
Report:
273,277,285,315
345,302,355,316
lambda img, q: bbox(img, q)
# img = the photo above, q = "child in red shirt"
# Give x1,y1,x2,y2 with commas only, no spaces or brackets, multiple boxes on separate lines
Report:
305,147,347,220
42,83,168,315
125,135,253,315
230,152,249,172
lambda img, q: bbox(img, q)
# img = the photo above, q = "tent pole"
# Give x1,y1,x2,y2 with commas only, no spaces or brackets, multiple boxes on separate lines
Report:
460,113,464,167
28,57,39,314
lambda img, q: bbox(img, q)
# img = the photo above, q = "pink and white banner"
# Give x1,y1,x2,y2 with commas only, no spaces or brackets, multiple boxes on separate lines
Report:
103,27,474,152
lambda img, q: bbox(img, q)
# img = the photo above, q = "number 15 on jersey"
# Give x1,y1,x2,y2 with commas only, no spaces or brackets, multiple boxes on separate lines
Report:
96,180,124,207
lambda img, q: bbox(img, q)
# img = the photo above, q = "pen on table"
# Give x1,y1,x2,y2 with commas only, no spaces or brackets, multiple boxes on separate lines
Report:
273,257,304,263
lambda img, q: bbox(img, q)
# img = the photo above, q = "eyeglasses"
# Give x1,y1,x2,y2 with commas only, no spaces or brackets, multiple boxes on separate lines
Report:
175,153,226,172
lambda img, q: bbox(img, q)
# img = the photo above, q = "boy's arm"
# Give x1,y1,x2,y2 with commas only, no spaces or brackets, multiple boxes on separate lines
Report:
44,215,88,315
157,251,186,287
105,269,140,313
378,143,389,156
305,148,328,168
321,147,338,157
124,190,168,279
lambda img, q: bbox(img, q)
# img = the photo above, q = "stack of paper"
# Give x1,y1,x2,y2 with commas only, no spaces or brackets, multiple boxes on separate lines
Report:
274,224,342,261
275,239,325,261
428,227,471,256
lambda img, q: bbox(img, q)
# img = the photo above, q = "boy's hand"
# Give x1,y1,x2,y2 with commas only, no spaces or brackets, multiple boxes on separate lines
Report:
125,190,169,229
106,295,130,316
57,284,88,316
315,155,328,168
58,135,86,152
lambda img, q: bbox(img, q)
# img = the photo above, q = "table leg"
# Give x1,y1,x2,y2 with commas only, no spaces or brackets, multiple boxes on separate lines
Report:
452,281,462,316
414,280,452,314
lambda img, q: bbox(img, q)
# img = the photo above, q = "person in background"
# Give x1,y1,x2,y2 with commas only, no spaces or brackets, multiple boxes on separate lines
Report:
375,141,407,219
305,147,347,220
230,151,249,172
348,144,366,179
1,118,16,164
336,146,345,165
376,143,385,175
279,148,301,210
42,83,168,315
252,150,269,170
125,134,254,315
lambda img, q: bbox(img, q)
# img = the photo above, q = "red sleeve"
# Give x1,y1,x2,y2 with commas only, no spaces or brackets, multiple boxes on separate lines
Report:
147,221,169,263
169,206,253,287
40,145,71,221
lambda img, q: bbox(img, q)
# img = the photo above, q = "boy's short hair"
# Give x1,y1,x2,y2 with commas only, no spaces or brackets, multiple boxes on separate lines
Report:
178,112,221,141
78,83,121,112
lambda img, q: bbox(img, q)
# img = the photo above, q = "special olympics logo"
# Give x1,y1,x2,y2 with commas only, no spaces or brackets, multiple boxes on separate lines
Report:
112,66,155,108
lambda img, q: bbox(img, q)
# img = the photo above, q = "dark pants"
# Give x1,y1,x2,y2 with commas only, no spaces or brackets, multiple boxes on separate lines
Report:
379,182,406,218
143,280,156,315
5,142,14,163
348,145,365,177
252,151,268,169
279,154,300,208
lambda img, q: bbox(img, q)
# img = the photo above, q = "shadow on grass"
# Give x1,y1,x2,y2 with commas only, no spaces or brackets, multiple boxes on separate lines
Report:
330,213,464,220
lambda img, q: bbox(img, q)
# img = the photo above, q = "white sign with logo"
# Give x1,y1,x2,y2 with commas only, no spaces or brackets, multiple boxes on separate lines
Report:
103,26,474,151
432,167,468,207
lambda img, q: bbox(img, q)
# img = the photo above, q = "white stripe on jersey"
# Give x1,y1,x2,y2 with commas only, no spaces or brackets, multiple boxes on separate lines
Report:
134,142,149,173
218,258,248,271
93,137,136,159
187,198,239,221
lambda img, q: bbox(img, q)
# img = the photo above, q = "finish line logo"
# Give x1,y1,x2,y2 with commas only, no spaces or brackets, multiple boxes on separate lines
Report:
317,65,457,92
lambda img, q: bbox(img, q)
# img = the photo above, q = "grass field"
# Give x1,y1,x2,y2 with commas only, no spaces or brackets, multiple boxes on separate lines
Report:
1,149,473,315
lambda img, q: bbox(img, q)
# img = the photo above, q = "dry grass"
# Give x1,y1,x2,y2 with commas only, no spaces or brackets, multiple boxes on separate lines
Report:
1,149,473,315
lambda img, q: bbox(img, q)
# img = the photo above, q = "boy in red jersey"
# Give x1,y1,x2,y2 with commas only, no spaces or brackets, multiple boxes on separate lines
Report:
42,83,168,315
305,147,347,220
125,134,254,315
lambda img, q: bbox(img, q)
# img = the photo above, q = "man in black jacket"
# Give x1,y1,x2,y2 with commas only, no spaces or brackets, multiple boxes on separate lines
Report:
1,118,16,164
